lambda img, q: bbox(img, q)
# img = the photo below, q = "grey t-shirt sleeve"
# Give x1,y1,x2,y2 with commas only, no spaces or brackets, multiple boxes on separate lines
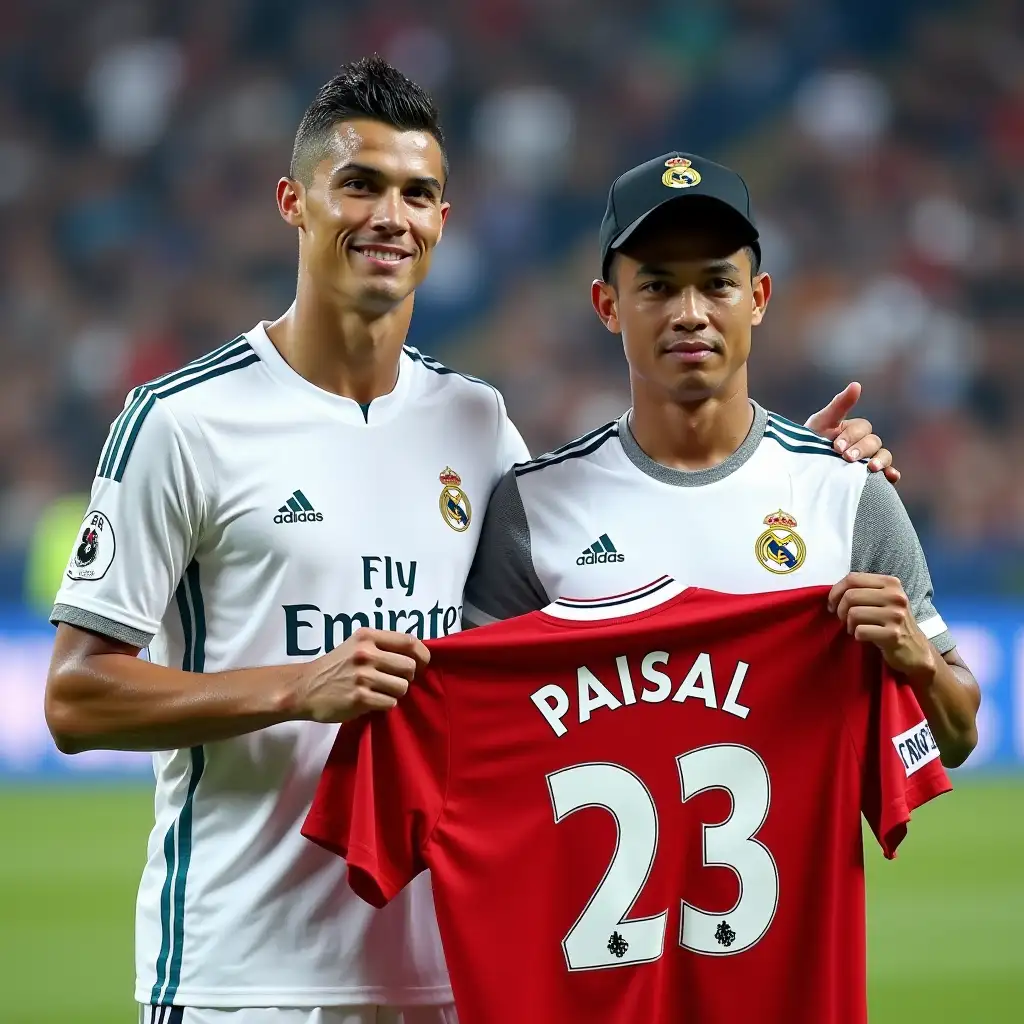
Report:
850,472,955,654
463,469,550,627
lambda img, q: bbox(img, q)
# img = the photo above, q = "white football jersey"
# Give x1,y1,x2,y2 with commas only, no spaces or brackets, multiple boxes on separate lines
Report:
51,322,528,1008
464,402,953,655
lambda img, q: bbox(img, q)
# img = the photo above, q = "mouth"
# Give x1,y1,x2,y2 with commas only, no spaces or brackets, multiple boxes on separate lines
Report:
663,339,719,363
350,244,414,271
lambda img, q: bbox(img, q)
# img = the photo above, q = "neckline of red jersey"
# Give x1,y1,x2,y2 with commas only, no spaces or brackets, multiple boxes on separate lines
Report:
543,576,688,621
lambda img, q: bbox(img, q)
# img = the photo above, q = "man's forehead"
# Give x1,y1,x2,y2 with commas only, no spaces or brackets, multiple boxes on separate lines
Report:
321,119,444,178
621,238,750,272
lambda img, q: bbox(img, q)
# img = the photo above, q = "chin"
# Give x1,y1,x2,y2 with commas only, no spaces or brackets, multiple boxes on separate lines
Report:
352,279,412,310
664,373,723,404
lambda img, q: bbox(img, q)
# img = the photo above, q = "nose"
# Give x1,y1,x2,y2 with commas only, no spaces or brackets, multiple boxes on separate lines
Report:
368,187,407,237
670,288,709,333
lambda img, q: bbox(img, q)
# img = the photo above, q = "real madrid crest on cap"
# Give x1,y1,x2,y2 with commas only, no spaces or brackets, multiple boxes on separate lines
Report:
439,467,472,532
662,156,701,189
755,509,806,574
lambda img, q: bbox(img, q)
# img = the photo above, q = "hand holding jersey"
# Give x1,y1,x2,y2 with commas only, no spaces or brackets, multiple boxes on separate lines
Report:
828,571,979,766
298,628,430,722
829,572,939,672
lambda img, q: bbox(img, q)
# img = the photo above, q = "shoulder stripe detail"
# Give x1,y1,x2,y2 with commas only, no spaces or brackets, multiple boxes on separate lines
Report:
515,424,618,476
764,428,846,460
151,561,206,1007
98,387,147,479
150,350,260,400
110,392,157,482
99,343,259,482
766,414,833,448
403,346,494,390
143,336,248,392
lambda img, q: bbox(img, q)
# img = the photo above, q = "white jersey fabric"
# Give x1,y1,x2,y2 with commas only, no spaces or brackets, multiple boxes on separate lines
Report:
464,402,954,655
51,322,528,1009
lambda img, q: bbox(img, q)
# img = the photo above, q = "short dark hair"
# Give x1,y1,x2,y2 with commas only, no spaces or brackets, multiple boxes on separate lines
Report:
290,55,448,185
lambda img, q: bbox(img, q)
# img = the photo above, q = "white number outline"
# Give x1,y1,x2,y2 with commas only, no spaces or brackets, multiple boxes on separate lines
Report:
546,762,667,971
546,744,779,971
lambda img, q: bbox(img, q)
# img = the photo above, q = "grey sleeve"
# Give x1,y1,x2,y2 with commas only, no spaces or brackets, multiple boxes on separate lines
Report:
463,469,550,626
850,472,955,654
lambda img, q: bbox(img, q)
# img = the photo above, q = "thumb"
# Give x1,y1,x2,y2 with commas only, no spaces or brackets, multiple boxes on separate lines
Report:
805,381,862,436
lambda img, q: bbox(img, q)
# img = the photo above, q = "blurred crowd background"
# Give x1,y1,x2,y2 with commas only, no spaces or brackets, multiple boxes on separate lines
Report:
1,0,1022,609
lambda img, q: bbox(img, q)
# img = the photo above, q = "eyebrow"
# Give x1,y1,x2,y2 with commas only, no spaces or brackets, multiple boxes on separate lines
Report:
703,260,741,275
336,162,443,195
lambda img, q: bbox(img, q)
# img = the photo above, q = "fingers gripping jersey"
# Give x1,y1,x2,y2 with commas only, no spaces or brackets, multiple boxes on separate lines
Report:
50,324,529,1008
304,582,951,1024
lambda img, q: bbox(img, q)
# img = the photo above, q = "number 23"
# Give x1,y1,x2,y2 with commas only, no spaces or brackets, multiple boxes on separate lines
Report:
546,744,778,971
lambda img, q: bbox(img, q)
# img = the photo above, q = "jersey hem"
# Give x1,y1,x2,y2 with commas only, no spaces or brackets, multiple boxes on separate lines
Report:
135,984,455,1007
879,771,952,859
345,840,404,908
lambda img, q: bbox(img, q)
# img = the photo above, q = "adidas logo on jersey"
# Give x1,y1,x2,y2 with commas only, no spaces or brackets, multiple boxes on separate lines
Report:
577,533,625,565
274,490,324,524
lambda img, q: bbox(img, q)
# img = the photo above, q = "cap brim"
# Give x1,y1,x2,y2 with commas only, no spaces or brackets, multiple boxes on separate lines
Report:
608,194,759,262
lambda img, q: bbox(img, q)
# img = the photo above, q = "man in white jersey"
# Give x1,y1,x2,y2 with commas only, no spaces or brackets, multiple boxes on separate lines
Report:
464,151,980,769
43,56,895,1024
43,58,523,1024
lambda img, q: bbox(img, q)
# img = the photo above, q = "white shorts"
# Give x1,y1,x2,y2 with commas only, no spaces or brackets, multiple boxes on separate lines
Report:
139,1006,458,1024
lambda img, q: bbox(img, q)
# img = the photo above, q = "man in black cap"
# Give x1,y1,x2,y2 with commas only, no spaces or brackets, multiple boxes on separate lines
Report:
464,149,979,769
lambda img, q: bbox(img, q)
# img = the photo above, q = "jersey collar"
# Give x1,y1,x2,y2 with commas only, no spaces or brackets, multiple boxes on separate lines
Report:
617,401,768,486
543,576,689,621
246,321,416,425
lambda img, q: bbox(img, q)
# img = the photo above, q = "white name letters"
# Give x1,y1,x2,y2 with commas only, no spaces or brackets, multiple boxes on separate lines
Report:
530,649,751,738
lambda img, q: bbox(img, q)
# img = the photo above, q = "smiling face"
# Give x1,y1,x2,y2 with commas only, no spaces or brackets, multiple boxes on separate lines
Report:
279,118,449,316
592,208,771,405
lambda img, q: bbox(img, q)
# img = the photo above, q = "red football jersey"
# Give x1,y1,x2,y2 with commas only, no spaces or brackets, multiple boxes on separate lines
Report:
303,579,951,1024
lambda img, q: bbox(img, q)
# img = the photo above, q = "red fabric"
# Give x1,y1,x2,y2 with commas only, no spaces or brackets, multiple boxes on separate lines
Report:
303,585,951,1024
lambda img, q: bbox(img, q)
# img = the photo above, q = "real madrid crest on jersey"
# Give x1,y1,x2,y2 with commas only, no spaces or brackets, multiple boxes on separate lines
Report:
662,156,701,189
755,509,806,574
439,467,472,532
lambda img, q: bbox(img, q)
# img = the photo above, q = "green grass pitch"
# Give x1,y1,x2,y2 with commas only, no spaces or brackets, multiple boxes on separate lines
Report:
1,778,1022,1023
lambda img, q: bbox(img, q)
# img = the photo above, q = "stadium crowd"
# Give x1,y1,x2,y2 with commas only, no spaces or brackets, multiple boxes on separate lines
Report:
0,0,1020,601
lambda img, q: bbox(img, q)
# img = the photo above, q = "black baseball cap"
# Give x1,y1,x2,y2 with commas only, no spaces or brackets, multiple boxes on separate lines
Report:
599,151,760,280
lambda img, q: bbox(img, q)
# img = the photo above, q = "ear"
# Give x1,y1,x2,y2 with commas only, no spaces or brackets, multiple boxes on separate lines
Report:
750,271,772,326
591,279,622,334
277,177,304,228
438,200,451,241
